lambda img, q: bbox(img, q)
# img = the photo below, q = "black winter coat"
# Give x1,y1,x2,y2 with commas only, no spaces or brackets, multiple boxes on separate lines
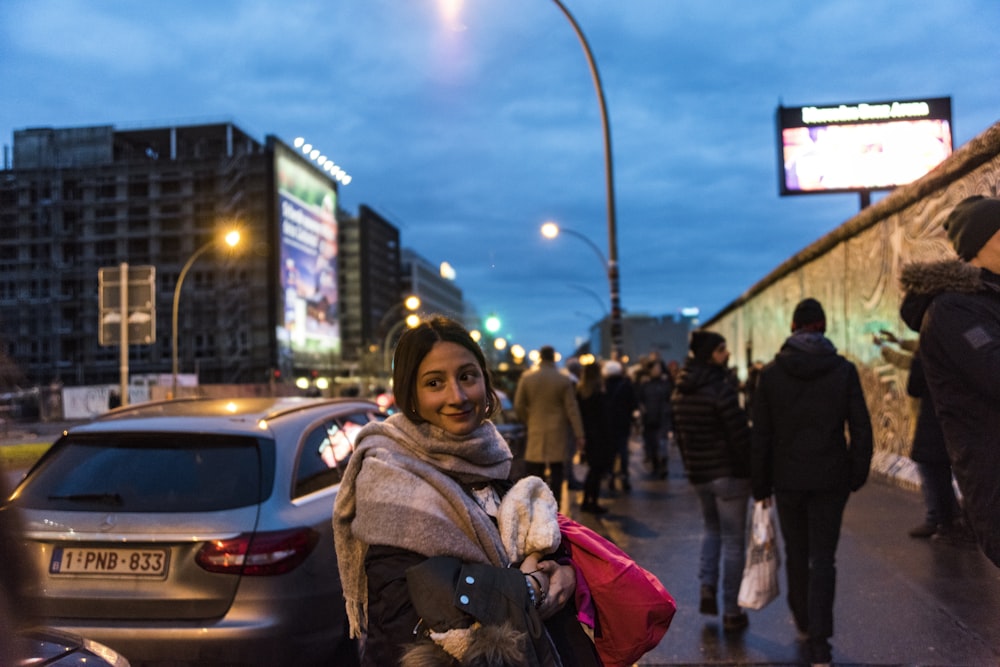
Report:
636,375,674,428
670,358,751,485
900,260,1000,568
578,390,613,469
750,332,873,500
603,375,638,440
361,480,600,667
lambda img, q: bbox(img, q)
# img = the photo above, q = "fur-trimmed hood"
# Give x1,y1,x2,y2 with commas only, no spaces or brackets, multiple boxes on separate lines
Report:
899,260,992,332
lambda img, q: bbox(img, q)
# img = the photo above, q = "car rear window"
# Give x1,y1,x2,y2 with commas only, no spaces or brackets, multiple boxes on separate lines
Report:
294,410,381,498
13,432,275,512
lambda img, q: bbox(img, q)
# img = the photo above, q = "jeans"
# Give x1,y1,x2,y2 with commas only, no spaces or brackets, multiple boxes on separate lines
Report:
916,461,961,527
694,476,751,615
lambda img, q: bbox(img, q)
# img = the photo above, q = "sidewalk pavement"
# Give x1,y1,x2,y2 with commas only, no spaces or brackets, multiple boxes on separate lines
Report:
565,438,1000,667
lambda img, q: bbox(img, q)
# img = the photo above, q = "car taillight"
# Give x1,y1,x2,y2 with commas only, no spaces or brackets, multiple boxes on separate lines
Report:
196,528,319,576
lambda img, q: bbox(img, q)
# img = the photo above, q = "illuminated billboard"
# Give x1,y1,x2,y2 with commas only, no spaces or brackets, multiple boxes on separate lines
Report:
272,140,340,372
777,97,952,195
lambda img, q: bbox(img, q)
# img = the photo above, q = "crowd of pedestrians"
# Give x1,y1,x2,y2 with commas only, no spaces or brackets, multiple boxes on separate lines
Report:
503,195,1000,667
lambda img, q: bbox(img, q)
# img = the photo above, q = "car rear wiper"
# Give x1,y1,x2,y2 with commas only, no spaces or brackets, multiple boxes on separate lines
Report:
47,492,124,506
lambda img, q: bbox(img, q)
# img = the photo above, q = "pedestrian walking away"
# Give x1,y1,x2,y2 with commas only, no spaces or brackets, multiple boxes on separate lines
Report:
514,345,586,505
672,330,753,634
602,360,638,494
576,361,613,514
751,298,873,667
636,355,674,479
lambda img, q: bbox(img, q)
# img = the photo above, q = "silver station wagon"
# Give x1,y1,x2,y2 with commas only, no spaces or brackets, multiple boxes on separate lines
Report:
6,396,385,666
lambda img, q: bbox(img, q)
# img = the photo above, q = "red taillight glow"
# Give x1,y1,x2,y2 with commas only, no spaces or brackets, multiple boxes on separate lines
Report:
196,528,319,576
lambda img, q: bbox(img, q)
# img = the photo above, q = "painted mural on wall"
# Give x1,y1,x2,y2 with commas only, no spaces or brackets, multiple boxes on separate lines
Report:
707,121,1000,485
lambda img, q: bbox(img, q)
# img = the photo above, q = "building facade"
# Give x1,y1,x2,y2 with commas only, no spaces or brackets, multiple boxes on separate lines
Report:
1,123,275,388
0,122,412,392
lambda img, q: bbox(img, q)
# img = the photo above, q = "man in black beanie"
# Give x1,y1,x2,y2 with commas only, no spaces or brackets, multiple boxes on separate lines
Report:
900,195,1000,569
750,298,873,667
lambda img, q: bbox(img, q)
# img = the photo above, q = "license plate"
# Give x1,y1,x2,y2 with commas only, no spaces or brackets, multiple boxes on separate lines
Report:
50,547,170,578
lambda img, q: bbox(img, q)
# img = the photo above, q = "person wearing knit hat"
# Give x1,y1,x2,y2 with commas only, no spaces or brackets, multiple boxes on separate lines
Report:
898,195,1000,570
791,298,826,333
944,194,1000,261
689,330,726,362
751,297,873,666
672,329,752,632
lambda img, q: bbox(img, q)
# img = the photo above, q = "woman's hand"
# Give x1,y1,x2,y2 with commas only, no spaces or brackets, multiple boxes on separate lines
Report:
534,560,575,619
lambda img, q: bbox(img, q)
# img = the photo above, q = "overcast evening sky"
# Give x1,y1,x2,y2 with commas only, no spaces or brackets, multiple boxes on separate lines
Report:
2,1,999,359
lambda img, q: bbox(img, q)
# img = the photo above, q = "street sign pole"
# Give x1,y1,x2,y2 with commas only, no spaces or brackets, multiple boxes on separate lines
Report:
119,262,129,407
99,264,155,408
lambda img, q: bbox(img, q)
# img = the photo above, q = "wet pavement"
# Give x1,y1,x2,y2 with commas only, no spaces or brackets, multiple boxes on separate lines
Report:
564,439,1000,666
4,423,999,665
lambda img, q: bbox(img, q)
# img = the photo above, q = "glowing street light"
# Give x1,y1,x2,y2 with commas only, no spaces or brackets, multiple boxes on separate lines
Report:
541,221,608,270
171,229,241,398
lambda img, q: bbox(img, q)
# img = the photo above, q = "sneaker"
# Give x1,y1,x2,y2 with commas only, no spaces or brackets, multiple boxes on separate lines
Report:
908,522,937,538
699,585,717,615
723,611,749,632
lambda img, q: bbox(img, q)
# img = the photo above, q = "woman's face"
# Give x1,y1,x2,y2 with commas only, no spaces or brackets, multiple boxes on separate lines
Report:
415,341,488,436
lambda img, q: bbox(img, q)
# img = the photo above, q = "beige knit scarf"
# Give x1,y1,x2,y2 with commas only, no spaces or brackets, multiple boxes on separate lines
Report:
333,413,514,639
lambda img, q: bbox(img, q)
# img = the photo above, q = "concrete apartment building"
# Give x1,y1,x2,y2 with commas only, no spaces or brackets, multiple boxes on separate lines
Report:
0,122,403,392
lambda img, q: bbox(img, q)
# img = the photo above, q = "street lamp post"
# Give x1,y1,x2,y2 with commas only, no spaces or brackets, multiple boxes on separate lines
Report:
541,222,608,269
550,0,622,359
171,230,241,398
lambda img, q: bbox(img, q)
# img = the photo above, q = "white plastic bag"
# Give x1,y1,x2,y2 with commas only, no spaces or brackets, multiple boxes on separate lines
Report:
737,500,780,610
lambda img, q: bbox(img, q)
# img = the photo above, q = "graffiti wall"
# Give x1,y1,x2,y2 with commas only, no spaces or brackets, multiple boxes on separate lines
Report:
706,121,1000,488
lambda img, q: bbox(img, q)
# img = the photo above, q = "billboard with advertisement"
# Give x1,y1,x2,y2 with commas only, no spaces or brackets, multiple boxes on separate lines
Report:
777,97,952,195
271,139,340,373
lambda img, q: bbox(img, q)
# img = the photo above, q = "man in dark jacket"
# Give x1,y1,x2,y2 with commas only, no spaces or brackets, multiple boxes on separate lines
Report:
751,298,873,667
899,194,1000,568
672,331,752,632
636,356,674,479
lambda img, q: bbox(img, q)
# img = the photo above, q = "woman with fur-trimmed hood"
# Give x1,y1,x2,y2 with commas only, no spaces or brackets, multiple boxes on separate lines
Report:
899,194,1000,568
